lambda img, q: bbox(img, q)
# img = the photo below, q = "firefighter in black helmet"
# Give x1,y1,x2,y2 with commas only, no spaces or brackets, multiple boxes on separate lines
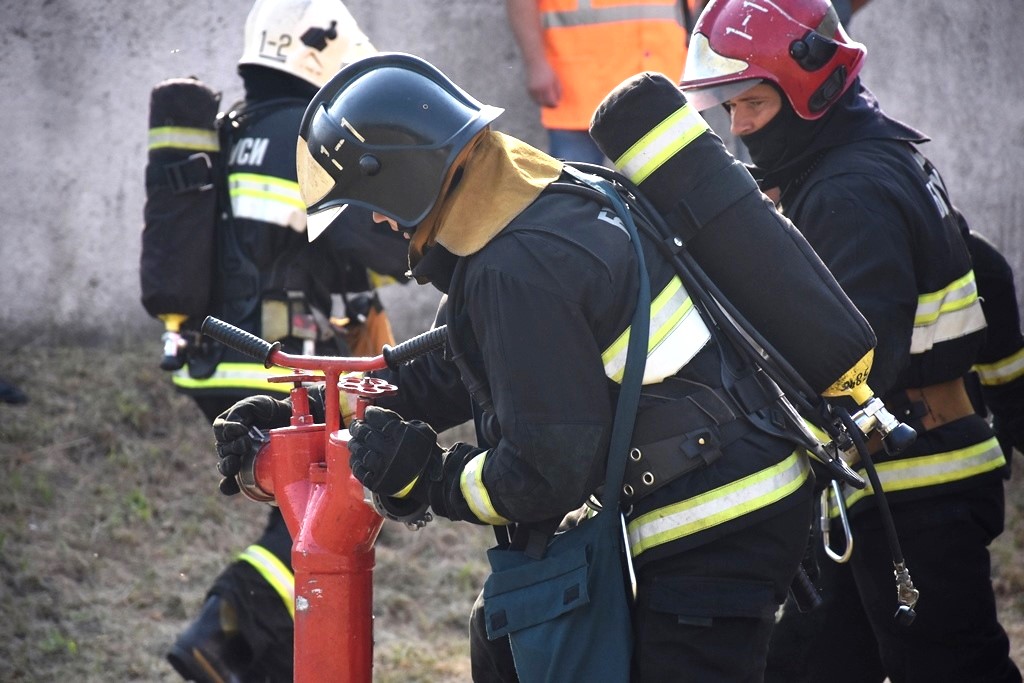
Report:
217,51,818,681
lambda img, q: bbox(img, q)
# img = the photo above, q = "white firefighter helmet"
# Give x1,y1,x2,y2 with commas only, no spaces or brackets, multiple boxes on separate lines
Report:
239,0,378,88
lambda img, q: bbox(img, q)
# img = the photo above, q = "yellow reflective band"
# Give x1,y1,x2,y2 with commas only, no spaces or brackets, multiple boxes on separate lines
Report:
840,437,1006,511
229,172,306,231
230,173,304,206
627,450,810,557
148,126,219,152
914,271,979,325
395,475,419,499
602,276,711,384
368,270,399,289
237,545,295,619
172,362,298,394
974,347,1024,387
459,451,510,526
910,271,986,354
614,104,709,185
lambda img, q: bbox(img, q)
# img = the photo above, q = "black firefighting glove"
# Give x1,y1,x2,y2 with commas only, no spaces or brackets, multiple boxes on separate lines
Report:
212,389,331,497
348,406,442,501
212,387,333,495
214,396,293,495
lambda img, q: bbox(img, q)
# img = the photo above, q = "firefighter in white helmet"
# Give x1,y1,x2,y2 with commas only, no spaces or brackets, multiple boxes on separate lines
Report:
162,2,405,682
237,0,376,89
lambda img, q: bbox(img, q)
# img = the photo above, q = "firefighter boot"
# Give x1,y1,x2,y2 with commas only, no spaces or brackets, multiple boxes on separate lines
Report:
167,595,251,683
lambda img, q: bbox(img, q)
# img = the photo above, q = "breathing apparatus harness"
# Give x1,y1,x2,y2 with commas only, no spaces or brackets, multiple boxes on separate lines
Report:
559,162,920,625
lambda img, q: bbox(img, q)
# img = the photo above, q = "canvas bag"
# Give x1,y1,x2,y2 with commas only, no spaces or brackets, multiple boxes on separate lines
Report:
482,174,650,682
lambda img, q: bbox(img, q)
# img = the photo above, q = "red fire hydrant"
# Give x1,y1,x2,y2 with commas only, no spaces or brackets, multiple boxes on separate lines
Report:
201,316,444,683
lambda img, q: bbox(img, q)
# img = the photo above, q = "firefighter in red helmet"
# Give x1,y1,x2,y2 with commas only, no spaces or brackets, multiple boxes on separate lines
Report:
681,1,1022,681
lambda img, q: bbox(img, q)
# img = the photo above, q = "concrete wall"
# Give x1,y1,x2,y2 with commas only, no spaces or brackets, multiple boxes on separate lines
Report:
1,0,1021,348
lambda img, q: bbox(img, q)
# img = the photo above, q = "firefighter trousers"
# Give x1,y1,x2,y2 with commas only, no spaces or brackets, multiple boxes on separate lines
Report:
765,479,1021,683
194,395,295,682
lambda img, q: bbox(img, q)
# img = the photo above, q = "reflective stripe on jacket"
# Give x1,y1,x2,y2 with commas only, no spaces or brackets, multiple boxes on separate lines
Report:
228,171,305,231
975,348,1024,388
627,450,810,557
839,436,1005,511
445,186,810,560
172,361,295,394
602,274,711,384
780,117,1002,509
238,544,295,619
910,270,986,356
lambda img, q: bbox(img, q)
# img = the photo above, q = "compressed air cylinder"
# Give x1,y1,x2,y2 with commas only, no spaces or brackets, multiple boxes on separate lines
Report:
589,72,875,397
141,77,221,320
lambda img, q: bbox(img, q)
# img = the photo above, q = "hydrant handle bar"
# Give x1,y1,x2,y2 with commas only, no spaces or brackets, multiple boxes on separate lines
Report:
202,316,449,375
382,326,448,369
201,316,281,367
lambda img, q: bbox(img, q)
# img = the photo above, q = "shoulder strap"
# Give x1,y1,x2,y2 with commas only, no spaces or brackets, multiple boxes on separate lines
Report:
562,165,650,509
221,96,308,129
501,168,651,556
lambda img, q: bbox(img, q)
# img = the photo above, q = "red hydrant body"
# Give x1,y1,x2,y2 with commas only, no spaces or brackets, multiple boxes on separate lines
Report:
199,315,446,682
250,372,392,682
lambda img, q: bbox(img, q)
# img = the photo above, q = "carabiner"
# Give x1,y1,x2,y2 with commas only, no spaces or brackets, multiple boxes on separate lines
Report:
821,480,853,563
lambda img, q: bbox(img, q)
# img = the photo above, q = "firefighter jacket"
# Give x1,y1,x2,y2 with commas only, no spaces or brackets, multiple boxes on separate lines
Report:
755,82,1006,512
173,71,409,399
535,0,687,130
965,228,1024,461
384,133,814,569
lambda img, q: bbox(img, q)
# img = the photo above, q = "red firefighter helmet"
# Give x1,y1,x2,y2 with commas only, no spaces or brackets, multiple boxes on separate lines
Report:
680,0,866,119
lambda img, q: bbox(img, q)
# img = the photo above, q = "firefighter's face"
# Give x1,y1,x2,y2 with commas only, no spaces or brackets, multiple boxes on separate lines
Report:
724,83,782,137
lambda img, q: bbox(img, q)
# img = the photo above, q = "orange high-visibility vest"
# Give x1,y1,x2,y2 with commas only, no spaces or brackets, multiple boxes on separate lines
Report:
538,0,689,130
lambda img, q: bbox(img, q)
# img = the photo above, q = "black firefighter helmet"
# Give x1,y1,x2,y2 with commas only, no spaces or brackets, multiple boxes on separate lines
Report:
297,52,504,240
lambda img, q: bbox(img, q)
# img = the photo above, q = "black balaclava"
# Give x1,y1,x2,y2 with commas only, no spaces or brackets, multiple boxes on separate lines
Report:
740,82,832,175
238,64,320,104
741,78,928,190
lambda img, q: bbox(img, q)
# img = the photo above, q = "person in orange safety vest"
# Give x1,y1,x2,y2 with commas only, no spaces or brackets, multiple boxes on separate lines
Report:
504,0,698,164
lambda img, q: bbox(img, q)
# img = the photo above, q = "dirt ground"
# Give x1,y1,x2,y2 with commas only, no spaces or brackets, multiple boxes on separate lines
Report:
2,343,1023,681
0,343,488,682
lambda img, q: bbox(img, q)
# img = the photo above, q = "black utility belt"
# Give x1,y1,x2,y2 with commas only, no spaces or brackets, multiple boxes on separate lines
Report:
623,386,751,505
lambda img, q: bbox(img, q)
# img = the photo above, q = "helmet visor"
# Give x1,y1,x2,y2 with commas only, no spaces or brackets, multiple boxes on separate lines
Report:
306,204,347,243
296,133,350,242
296,132,338,209
684,79,763,112
681,31,759,111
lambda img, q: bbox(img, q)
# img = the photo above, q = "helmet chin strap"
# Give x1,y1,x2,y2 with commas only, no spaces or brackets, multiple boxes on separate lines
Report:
408,148,474,268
